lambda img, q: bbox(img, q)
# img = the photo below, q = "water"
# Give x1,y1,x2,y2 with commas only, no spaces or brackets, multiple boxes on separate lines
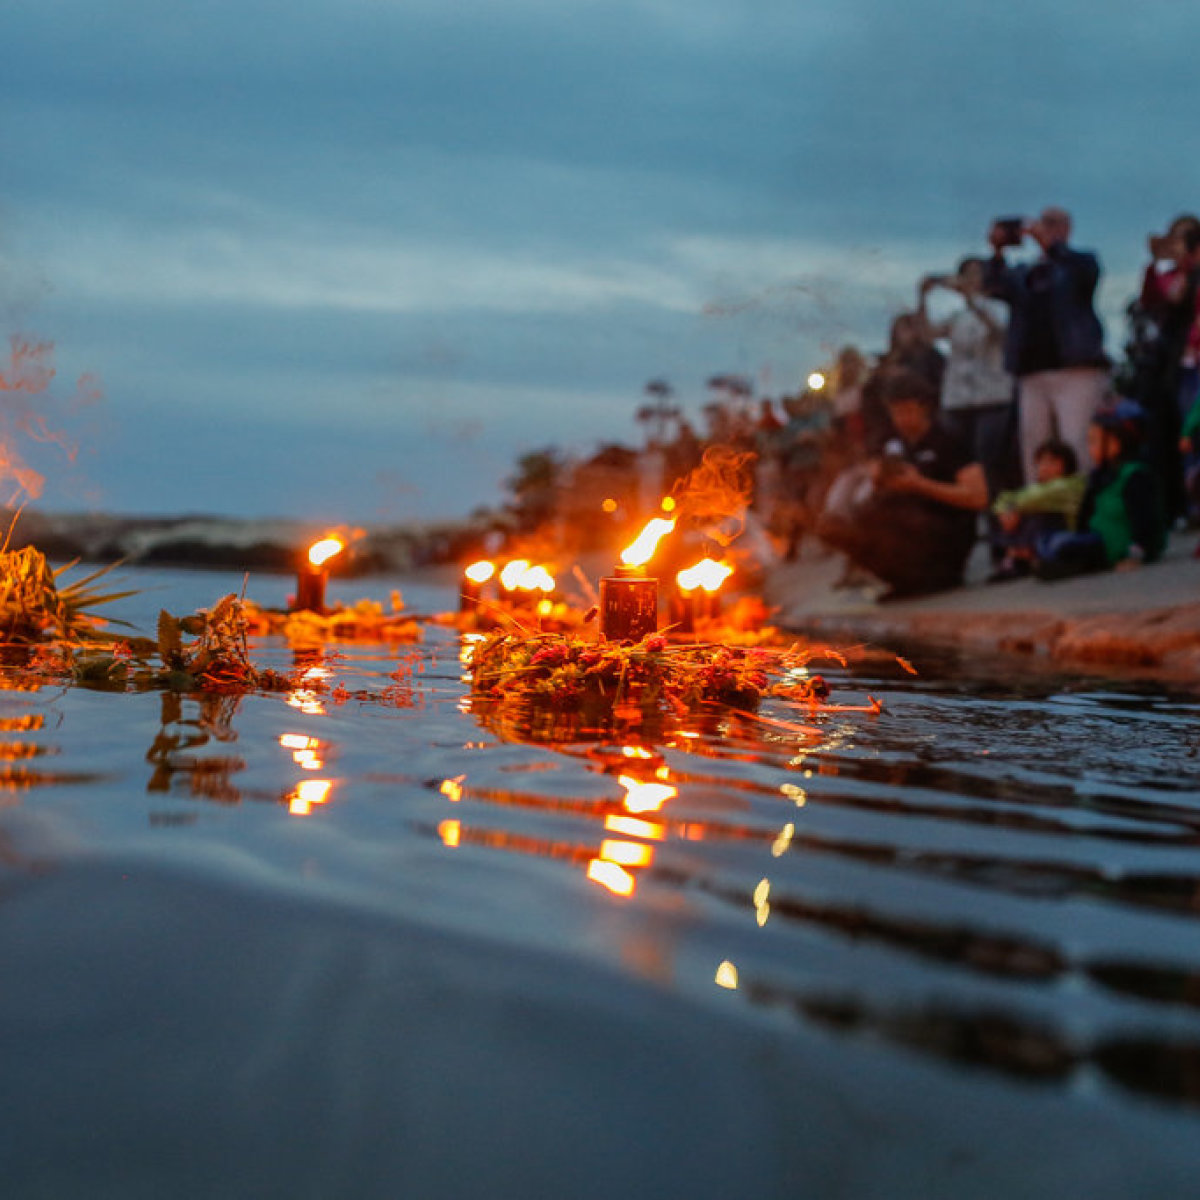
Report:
3,566,1200,1198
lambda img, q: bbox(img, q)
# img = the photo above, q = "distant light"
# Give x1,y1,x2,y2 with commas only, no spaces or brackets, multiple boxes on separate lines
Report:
660,496,677,513
715,960,739,990
807,372,826,391
601,498,618,513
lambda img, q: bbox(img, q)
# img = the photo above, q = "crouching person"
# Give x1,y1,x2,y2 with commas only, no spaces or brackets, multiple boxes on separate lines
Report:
1035,400,1166,580
816,370,988,600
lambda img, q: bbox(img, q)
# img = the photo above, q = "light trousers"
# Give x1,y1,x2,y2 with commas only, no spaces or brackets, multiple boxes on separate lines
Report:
1018,367,1110,483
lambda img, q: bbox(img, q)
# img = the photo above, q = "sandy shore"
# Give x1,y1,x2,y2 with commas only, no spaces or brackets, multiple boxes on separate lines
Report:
764,530,1200,678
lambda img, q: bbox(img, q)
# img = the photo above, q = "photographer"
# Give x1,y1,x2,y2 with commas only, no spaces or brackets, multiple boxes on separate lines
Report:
816,370,987,601
983,207,1109,485
918,256,1015,507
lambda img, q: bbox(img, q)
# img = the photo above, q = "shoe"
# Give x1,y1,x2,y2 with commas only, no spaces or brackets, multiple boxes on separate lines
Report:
986,560,1031,584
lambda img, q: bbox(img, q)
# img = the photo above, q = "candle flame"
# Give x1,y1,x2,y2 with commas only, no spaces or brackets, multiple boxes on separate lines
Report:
620,517,676,568
675,557,733,594
307,537,344,568
464,560,495,584
499,559,530,590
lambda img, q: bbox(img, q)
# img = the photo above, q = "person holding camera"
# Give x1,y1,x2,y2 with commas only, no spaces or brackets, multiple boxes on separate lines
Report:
918,256,1015,502
816,369,988,601
983,207,1109,486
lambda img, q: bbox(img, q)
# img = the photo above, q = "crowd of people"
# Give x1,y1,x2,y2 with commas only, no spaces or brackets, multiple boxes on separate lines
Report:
724,207,1200,600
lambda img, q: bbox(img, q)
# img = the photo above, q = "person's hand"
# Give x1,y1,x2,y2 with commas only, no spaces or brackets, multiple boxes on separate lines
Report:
878,461,922,493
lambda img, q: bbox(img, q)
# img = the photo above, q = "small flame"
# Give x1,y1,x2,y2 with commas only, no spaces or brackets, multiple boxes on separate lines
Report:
308,537,344,568
620,517,676,568
499,559,530,590
676,557,733,594
464,560,495,584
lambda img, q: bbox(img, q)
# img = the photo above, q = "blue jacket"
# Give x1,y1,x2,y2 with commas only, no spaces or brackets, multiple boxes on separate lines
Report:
984,243,1108,376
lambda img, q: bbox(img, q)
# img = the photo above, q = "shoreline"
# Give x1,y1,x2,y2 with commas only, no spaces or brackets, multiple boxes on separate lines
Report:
764,530,1200,681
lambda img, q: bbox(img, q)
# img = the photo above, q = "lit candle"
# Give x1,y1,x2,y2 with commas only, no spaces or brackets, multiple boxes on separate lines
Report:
672,558,733,632
293,536,344,613
599,517,675,642
460,560,496,613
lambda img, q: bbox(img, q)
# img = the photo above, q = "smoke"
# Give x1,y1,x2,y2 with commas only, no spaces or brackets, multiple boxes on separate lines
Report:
0,336,101,506
670,443,756,546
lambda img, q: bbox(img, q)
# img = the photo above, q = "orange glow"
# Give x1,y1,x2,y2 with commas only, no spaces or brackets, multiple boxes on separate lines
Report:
307,537,345,568
675,557,734,594
605,814,664,841
523,565,556,592
464,560,495,584
499,559,531,590
622,746,654,760
587,858,636,897
598,839,654,868
440,775,465,802
439,819,462,847
620,517,676,568
601,497,618,513
660,496,677,513
288,778,332,816
536,599,554,617
619,774,677,813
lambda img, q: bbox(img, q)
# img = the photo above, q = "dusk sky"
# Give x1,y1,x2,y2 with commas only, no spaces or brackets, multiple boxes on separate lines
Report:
1,1,1189,525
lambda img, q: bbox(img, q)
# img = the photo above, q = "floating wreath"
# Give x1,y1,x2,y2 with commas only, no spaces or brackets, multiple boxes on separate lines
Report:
468,629,857,720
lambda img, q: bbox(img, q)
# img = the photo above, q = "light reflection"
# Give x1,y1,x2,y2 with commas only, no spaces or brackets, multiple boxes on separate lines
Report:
587,858,636,897
605,813,664,841
440,775,466,802
288,778,332,816
715,961,739,990
598,839,654,868
771,823,795,857
439,818,462,847
618,774,677,813
781,782,807,807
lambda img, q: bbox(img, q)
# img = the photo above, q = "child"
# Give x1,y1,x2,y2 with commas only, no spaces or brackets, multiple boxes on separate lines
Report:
1034,400,1166,580
988,438,1085,581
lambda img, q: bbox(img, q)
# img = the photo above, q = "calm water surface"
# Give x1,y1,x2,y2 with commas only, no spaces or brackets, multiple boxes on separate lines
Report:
2,567,1200,1198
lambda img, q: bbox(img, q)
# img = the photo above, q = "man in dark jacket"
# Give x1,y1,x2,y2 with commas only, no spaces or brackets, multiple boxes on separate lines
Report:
984,207,1109,485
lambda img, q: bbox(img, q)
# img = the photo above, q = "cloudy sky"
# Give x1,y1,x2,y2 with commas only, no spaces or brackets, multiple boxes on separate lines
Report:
0,0,1189,524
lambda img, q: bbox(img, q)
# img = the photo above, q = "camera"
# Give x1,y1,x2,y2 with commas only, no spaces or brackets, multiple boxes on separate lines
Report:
992,216,1025,247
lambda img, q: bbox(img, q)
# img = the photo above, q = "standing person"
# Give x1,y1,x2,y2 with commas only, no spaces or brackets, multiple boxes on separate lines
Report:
1135,215,1200,522
918,256,1016,499
984,207,1110,483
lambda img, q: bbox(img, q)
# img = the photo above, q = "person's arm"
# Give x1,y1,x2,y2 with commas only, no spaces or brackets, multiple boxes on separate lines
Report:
963,293,1004,337
885,461,988,510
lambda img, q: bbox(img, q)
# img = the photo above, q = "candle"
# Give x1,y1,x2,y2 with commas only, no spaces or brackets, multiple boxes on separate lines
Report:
599,517,675,642
292,536,344,613
460,560,496,613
